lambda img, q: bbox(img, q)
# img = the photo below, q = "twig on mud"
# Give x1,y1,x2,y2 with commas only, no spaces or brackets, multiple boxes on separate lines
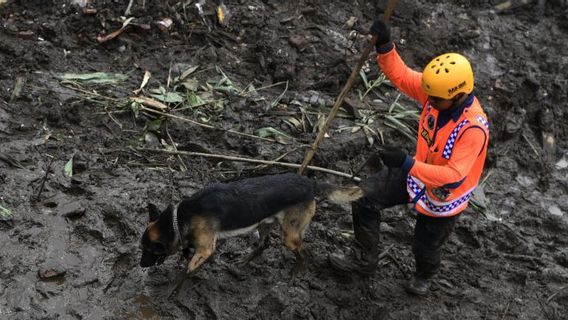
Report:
500,297,513,320
252,147,301,171
270,80,289,109
378,244,394,260
501,252,543,269
546,285,568,303
522,133,541,158
105,107,123,129
386,251,408,278
35,155,55,201
0,154,24,169
167,271,187,298
242,81,288,95
125,0,134,16
136,148,361,181
165,121,188,172
60,83,121,102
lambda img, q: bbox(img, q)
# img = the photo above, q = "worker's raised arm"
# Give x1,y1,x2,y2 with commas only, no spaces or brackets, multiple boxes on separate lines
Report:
369,20,428,105
378,48,428,105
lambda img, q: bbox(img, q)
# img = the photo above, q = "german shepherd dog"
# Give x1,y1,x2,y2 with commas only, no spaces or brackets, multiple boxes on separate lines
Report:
140,173,363,274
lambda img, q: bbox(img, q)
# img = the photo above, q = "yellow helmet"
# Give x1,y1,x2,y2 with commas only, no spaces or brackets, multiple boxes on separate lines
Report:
421,53,474,99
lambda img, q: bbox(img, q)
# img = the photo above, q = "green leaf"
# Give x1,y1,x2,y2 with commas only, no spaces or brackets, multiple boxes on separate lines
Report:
151,91,184,103
147,119,162,132
187,92,206,107
179,66,199,80
130,101,140,118
57,72,128,84
64,156,74,177
256,127,292,139
180,78,199,91
0,204,13,221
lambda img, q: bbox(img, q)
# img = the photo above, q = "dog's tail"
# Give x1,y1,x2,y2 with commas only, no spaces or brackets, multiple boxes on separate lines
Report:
314,182,365,204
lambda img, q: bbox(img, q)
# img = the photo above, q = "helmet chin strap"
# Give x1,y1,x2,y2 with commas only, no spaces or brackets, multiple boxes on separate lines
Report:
171,203,184,250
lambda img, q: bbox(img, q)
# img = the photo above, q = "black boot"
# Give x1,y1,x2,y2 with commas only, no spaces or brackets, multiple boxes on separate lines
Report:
329,200,380,275
403,276,430,296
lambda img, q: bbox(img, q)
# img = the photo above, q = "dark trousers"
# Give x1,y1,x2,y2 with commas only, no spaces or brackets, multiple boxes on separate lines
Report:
354,167,458,279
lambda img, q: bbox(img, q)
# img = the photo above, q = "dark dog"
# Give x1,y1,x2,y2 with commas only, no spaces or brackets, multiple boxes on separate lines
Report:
140,173,363,274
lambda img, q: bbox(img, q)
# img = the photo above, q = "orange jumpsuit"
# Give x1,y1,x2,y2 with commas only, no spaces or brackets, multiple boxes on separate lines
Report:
377,46,490,217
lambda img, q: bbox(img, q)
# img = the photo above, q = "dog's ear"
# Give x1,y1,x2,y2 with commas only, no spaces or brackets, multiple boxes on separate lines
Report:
148,202,160,222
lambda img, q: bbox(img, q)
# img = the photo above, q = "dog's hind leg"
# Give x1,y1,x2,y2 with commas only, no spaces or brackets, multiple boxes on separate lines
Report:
237,222,273,266
281,200,316,273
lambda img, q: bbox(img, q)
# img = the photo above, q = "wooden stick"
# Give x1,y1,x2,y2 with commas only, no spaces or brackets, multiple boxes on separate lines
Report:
125,0,134,16
137,148,361,181
546,285,568,303
35,155,55,201
298,0,398,175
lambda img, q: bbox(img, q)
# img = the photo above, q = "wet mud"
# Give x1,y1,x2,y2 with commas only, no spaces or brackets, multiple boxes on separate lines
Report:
1,0,567,319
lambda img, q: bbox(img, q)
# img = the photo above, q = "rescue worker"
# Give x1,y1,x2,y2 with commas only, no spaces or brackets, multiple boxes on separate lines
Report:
329,19,490,296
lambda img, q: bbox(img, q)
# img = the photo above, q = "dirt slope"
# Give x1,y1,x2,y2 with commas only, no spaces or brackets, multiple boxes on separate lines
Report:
0,0,567,319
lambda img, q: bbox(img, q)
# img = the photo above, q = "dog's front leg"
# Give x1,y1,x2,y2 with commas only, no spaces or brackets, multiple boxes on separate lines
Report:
186,235,217,274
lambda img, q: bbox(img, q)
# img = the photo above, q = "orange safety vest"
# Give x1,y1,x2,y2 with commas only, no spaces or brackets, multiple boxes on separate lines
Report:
378,46,490,217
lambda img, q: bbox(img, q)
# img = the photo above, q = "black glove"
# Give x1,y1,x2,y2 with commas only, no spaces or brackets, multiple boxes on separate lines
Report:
370,19,391,49
379,146,407,168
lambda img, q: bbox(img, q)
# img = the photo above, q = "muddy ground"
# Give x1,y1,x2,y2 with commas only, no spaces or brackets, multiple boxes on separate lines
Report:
1,0,568,319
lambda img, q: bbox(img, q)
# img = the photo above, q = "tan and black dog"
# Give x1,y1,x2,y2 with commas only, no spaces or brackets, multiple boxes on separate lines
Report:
140,173,364,273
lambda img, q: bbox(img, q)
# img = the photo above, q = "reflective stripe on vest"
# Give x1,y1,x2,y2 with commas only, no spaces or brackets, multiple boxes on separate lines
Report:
442,119,470,159
476,115,490,129
407,176,474,217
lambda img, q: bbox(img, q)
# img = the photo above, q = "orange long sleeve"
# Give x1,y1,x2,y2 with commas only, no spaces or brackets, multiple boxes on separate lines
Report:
409,127,487,187
377,47,428,105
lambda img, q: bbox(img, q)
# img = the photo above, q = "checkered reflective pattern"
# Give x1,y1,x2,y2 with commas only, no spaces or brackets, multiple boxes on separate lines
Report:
442,119,470,159
407,176,472,216
476,115,489,129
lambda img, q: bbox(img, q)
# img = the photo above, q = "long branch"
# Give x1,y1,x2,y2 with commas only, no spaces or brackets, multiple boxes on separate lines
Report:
137,148,361,181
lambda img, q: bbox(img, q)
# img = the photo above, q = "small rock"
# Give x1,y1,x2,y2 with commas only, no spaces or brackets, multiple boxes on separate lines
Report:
516,175,534,188
38,266,66,280
345,16,358,28
555,156,568,170
288,35,307,52
438,278,454,288
144,132,160,147
548,205,563,217
60,202,86,219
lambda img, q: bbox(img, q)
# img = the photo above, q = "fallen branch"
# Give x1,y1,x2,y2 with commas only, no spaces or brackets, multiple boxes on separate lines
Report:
136,148,361,181
139,106,276,143
165,121,188,172
546,285,568,303
60,83,121,102
495,0,534,13
252,148,301,171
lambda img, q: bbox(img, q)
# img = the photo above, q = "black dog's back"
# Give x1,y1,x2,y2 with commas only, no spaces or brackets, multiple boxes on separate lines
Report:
178,173,315,231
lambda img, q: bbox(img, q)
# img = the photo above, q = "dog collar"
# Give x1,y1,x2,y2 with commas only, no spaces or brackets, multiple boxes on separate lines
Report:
172,203,183,249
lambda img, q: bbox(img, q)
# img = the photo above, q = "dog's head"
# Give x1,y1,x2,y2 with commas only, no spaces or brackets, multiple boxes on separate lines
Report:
140,203,178,268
